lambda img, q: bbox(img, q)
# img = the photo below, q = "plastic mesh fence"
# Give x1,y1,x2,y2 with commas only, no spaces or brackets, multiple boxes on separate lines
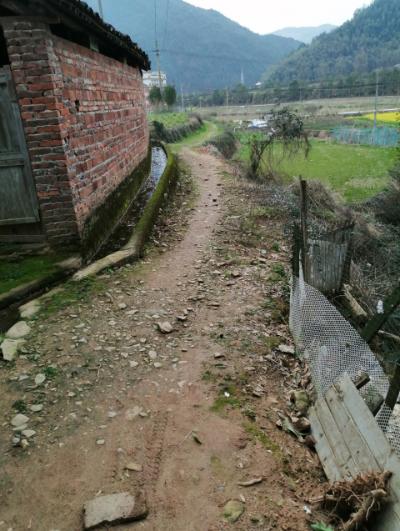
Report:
332,126,399,147
290,272,400,457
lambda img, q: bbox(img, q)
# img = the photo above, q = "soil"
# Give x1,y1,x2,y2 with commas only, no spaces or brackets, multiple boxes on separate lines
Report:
0,146,325,530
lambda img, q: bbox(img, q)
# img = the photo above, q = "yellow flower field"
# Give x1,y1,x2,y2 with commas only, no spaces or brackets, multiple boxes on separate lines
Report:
363,111,400,123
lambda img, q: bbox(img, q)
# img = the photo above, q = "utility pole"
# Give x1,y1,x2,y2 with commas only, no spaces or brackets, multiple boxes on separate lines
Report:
226,87,229,107
374,70,379,130
97,0,104,19
154,40,163,92
153,0,163,92
180,85,185,112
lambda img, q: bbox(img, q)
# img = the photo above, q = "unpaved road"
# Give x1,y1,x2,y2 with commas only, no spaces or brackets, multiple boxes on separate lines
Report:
0,147,323,530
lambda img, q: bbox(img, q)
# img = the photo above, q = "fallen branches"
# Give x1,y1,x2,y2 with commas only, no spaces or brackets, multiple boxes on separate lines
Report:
313,471,392,530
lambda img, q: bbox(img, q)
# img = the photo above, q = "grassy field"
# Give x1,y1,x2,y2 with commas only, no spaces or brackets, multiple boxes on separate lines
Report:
148,111,189,128
237,137,397,202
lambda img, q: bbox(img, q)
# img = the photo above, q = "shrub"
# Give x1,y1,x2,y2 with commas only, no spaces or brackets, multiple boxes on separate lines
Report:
151,115,203,143
206,131,237,158
245,108,310,181
373,149,400,226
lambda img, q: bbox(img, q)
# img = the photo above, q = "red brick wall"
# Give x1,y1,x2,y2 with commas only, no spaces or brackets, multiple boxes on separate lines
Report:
3,20,149,248
53,37,149,231
3,20,80,246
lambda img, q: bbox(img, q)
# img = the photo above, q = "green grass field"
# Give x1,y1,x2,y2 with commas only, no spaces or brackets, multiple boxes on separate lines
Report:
237,136,397,202
148,111,189,128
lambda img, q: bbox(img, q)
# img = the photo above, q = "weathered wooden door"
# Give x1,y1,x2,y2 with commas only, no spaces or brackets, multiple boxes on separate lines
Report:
0,66,39,225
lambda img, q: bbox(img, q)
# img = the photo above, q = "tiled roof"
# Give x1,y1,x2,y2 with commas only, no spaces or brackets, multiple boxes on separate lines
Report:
49,0,150,70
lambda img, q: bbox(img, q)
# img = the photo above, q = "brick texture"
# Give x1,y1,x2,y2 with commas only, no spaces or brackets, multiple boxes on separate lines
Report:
3,21,149,248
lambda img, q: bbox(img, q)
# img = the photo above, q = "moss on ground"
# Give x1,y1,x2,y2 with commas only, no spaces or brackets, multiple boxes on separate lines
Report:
38,277,104,318
0,253,68,295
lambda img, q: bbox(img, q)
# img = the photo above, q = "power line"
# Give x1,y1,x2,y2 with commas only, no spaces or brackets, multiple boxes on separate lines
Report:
153,0,157,44
163,0,170,49
153,0,163,91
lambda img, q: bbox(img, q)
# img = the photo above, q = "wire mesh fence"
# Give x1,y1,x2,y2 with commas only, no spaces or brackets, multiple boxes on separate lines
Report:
290,270,400,457
332,126,399,147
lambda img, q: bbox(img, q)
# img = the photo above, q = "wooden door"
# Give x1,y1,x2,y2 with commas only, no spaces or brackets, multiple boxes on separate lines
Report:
0,66,39,225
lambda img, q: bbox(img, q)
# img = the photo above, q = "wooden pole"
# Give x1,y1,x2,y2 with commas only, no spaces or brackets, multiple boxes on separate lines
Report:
385,364,400,413
299,178,308,281
362,285,400,343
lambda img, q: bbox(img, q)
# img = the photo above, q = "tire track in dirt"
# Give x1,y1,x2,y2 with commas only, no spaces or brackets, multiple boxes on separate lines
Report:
145,411,169,489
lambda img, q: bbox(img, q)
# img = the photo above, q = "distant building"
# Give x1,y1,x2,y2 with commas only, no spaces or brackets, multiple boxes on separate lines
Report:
143,71,167,89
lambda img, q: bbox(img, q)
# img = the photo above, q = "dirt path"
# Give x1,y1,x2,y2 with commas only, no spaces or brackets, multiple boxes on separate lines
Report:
0,147,323,530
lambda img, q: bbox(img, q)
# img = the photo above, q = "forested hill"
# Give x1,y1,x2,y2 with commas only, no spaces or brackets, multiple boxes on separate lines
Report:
268,0,400,84
84,0,301,91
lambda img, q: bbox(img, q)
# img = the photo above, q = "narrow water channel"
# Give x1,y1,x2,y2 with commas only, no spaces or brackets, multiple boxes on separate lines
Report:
97,146,168,257
0,305,19,335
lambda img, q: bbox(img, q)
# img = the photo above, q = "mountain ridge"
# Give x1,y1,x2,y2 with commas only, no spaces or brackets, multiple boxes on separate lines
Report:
272,24,337,44
268,0,400,84
84,0,301,91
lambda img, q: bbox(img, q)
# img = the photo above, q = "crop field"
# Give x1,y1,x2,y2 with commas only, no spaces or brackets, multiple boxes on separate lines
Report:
236,136,397,202
196,95,400,124
362,111,400,123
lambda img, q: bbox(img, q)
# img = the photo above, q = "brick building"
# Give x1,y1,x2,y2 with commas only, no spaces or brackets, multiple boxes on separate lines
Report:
0,0,151,257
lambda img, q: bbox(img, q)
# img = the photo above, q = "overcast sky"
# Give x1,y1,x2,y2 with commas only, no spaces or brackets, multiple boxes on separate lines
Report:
185,0,373,34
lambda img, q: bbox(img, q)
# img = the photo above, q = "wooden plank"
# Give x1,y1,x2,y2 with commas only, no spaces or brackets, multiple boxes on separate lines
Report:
313,398,358,479
311,374,400,529
336,375,400,498
335,375,400,525
309,407,342,482
325,383,380,472
362,285,400,343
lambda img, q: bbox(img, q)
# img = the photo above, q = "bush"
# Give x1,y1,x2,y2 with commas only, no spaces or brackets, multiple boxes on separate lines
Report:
206,131,237,158
373,150,400,226
151,115,203,143
244,108,310,181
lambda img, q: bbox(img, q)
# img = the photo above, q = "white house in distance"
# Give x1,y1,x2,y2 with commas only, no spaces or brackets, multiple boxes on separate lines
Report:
143,71,167,89
143,71,168,108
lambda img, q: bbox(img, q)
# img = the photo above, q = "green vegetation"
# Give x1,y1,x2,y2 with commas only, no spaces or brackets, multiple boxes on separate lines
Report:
39,278,103,318
163,86,177,109
43,366,58,379
205,131,237,159
211,394,242,413
237,137,397,202
0,253,67,295
268,0,400,84
171,122,222,151
149,86,162,107
244,422,283,457
311,524,335,531
148,112,189,128
12,400,28,413
211,383,242,413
